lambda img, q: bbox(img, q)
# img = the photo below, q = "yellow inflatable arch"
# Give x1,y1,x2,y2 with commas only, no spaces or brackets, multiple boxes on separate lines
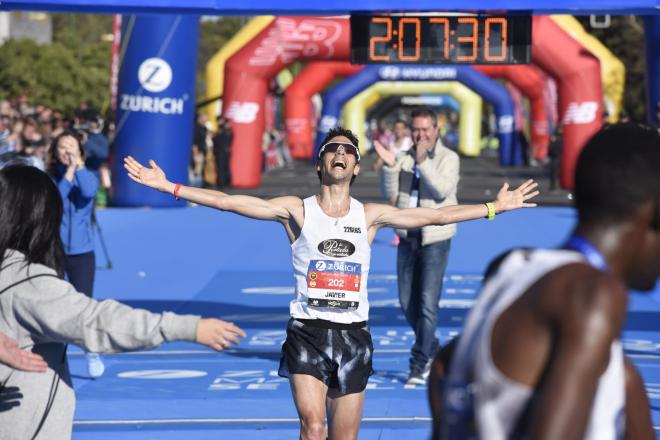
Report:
551,15,625,123
204,16,274,130
342,81,483,156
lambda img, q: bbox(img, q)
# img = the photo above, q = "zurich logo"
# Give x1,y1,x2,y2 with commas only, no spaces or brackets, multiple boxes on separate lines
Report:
315,261,327,271
138,57,173,93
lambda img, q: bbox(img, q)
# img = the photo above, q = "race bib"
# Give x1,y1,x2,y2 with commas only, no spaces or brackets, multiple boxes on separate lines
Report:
306,259,361,309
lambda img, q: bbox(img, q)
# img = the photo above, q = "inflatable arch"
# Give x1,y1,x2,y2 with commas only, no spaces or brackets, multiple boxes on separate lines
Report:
316,65,515,164
361,92,382,117
223,17,350,187
644,16,660,128
224,16,602,188
285,61,362,159
532,15,603,189
367,95,461,122
414,95,461,113
475,65,551,160
204,16,274,131
551,15,625,123
341,81,482,156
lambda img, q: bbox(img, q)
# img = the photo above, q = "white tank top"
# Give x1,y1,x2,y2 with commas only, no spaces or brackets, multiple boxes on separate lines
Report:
444,249,625,439
289,196,371,323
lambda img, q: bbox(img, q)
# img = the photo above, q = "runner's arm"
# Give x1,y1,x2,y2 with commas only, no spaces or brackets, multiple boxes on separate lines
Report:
624,356,654,440
526,275,627,439
368,180,538,230
123,156,296,221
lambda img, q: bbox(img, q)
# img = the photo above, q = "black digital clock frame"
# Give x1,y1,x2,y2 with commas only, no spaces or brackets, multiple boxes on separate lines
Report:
350,14,532,65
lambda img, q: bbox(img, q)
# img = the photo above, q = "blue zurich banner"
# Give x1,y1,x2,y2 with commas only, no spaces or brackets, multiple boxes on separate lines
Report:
112,15,199,206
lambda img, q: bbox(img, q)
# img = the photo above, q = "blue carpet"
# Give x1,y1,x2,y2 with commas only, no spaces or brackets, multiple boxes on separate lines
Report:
67,206,660,438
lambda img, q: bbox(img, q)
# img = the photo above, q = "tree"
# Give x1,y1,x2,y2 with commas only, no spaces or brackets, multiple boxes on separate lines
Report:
0,14,245,113
0,39,109,113
196,17,244,99
576,15,647,121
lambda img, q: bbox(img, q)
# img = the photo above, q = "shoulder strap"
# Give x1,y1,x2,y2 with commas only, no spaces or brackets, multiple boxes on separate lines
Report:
0,273,59,296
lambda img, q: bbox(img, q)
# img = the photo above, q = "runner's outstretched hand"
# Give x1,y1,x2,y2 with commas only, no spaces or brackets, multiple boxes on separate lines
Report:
493,179,540,212
124,156,169,192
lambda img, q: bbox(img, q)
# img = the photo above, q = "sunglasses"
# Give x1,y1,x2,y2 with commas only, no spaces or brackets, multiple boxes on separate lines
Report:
318,142,361,162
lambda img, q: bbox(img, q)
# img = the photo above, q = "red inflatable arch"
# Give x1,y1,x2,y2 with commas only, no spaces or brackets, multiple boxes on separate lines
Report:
224,15,601,189
285,61,362,159
531,16,602,188
475,65,551,161
223,17,349,187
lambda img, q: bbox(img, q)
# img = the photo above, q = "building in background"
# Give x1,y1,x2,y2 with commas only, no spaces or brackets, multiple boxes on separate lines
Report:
0,11,52,44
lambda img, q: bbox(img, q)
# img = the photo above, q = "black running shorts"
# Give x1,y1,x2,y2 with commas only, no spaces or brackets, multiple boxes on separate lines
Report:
278,318,374,395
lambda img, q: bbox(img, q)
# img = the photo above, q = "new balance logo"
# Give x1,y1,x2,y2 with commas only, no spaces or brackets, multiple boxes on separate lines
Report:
562,101,599,124
225,101,260,124
343,226,361,234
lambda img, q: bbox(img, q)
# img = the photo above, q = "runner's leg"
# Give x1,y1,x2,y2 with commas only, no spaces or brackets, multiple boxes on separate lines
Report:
290,373,329,440
326,389,365,440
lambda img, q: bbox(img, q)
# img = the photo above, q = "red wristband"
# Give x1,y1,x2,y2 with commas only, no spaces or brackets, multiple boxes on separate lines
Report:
173,183,182,200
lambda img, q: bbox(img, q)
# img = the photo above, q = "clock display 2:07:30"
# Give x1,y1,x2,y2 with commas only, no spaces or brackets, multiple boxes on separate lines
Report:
350,15,532,64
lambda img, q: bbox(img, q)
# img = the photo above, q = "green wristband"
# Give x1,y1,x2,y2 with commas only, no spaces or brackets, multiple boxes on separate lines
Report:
486,202,496,221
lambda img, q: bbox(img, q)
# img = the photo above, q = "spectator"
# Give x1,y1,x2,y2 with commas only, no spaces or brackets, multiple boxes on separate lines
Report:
373,119,413,172
191,113,210,185
0,113,11,155
548,125,563,191
376,107,460,385
51,110,67,139
21,119,47,170
0,165,245,440
47,131,103,378
75,109,110,177
213,117,233,188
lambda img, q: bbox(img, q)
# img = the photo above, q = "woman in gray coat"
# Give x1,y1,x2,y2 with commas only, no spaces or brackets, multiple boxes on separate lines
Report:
0,165,246,439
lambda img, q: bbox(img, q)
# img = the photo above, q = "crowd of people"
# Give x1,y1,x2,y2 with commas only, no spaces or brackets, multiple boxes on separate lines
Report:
0,97,246,196
0,97,112,199
191,112,292,189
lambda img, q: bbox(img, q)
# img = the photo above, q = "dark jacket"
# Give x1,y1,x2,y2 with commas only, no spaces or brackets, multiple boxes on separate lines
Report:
83,133,110,174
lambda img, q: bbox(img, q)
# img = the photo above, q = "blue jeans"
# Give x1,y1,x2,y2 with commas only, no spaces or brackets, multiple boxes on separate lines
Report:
397,237,451,372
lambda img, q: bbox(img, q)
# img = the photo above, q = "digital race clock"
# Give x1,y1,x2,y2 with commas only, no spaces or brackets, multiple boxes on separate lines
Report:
351,14,532,65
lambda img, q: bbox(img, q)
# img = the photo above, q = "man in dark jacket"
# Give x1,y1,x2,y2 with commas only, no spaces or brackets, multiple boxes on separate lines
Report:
213,117,233,188
76,109,110,177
